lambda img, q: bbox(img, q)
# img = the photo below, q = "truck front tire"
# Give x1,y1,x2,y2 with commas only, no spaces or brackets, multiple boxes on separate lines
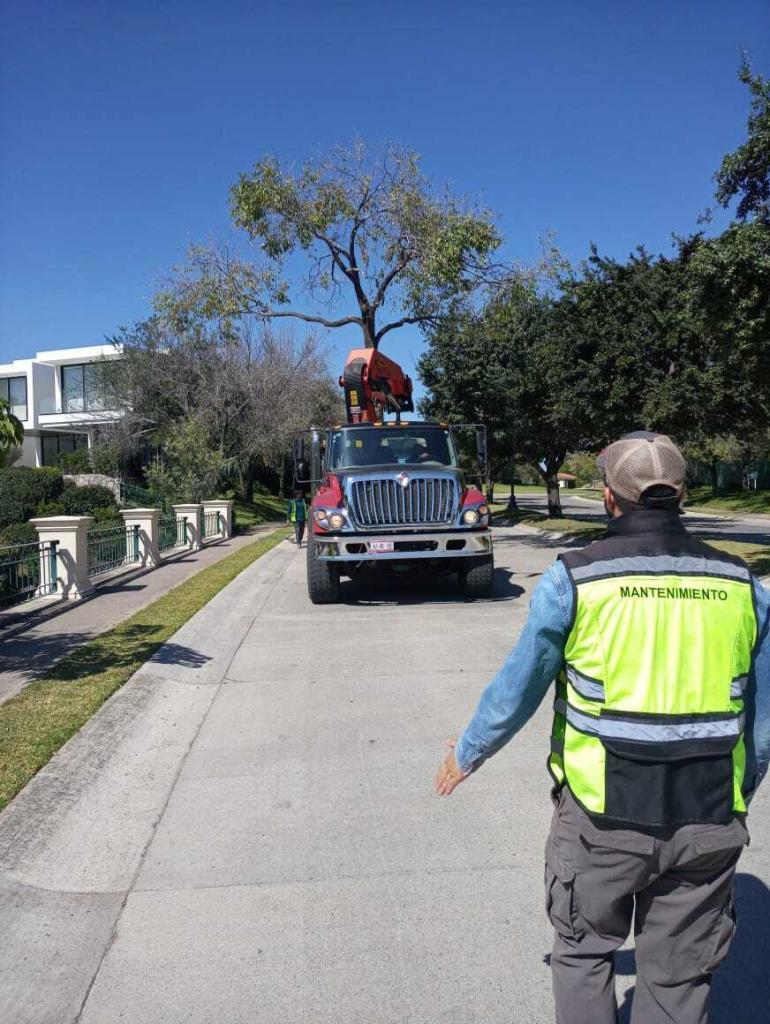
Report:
459,554,494,598
307,536,341,604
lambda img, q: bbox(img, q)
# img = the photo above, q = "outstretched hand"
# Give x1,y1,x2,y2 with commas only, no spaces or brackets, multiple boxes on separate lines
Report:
434,738,469,796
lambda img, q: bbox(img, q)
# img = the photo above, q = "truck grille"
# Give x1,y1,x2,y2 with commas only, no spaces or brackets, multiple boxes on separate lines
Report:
347,477,458,528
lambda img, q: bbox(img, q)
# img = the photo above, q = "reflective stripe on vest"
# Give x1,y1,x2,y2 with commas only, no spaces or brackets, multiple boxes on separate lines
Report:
570,554,751,584
565,666,605,702
731,675,748,699
554,698,745,743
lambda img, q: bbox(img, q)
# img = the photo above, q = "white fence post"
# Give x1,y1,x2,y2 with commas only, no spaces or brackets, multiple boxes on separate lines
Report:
120,508,161,568
29,515,94,599
201,500,234,539
173,503,202,551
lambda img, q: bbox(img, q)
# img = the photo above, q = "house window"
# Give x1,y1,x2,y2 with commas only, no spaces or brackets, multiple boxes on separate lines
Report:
61,362,111,413
0,376,28,421
41,432,88,467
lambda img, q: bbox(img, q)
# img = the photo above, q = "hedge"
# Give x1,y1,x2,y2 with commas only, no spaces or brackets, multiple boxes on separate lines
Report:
0,467,64,507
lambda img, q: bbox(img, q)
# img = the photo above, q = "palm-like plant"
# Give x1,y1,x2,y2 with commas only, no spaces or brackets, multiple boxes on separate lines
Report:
0,397,24,467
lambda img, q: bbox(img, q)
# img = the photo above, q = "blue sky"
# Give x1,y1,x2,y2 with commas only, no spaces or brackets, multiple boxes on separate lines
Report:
1,0,768,387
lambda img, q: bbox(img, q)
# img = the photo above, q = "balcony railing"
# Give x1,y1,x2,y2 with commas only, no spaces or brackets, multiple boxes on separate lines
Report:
0,540,58,608
38,397,119,416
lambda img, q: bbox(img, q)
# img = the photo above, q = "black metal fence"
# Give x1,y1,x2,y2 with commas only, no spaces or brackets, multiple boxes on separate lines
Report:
87,525,139,579
0,540,58,607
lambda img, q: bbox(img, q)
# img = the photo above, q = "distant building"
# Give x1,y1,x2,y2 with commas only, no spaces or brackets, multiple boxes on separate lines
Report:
557,472,577,489
0,345,121,467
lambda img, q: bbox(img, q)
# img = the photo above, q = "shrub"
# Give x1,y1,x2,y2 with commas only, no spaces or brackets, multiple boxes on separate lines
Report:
0,521,37,547
89,437,122,476
0,466,64,508
38,483,120,520
57,449,91,472
0,497,33,532
60,483,116,513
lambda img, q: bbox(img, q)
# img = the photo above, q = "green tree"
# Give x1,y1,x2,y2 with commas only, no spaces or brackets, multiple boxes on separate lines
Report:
420,278,604,517
158,140,501,350
145,417,227,503
685,221,770,441
714,59,770,223
0,398,24,468
418,282,534,508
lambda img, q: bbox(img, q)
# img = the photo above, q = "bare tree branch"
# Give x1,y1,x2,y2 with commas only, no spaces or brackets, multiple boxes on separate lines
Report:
375,316,426,343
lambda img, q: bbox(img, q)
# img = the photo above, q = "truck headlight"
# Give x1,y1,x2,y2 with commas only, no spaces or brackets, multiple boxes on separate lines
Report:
314,509,329,525
328,512,345,530
462,508,481,526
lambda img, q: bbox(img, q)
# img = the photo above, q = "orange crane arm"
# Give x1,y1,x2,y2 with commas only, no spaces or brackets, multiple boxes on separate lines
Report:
339,348,414,423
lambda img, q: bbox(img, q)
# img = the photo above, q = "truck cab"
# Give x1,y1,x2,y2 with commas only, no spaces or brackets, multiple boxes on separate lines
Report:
299,420,494,603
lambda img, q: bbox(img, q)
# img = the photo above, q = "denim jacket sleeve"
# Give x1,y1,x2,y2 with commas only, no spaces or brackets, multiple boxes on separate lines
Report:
454,559,573,774
745,577,770,801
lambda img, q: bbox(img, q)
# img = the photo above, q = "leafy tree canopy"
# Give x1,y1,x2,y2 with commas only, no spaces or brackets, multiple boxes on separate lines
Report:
157,140,501,350
0,398,24,468
714,58,770,223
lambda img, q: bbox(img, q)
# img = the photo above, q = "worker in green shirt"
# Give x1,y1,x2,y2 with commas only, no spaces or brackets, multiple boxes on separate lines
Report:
286,490,307,547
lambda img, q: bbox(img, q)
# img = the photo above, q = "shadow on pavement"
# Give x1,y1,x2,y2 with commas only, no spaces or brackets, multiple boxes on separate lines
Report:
2,618,210,692
340,567,524,606
613,872,770,1023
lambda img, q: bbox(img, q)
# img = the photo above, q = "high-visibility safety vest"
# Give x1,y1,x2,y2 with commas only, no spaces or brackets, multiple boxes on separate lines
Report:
550,511,757,829
288,499,305,523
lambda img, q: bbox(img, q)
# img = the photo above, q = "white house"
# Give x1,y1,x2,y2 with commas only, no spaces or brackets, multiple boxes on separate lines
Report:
0,344,122,467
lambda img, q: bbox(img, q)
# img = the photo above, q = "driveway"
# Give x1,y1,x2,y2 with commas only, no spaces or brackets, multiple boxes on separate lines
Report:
519,491,770,545
1,527,768,1024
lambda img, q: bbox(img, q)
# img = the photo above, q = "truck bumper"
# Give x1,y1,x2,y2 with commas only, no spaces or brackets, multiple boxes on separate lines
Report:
314,530,493,562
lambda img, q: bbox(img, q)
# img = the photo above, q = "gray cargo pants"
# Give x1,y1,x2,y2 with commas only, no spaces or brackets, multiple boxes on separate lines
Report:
545,787,748,1024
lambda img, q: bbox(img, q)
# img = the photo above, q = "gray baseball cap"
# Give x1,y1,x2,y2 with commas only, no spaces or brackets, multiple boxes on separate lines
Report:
598,431,686,504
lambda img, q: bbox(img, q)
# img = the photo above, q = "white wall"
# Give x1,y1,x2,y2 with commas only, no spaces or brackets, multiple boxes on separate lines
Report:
9,434,40,468
31,361,56,424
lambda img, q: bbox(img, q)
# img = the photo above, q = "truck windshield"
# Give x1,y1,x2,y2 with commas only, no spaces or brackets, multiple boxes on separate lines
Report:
327,427,459,470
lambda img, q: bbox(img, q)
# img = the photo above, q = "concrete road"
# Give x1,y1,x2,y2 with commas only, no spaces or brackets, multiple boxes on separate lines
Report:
519,492,770,544
1,527,768,1024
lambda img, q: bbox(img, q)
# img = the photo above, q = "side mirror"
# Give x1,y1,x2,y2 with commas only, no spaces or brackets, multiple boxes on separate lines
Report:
475,425,488,475
293,436,310,484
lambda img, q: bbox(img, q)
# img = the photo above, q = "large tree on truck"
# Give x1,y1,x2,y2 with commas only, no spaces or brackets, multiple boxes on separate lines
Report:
156,140,501,351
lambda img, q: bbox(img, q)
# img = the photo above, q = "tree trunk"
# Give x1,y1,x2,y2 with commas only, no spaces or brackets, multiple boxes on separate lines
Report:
363,313,377,349
507,462,518,512
545,475,563,517
710,460,718,495
486,479,495,504
240,461,256,502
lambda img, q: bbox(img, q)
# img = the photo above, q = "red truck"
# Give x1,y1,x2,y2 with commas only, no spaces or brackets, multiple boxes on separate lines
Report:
295,348,494,604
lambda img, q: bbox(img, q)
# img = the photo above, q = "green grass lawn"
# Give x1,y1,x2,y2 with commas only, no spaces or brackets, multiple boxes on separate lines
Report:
0,527,290,810
684,487,770,515
702,538,770,577
233,494,287,528
488,483,545,498
490,501,604,537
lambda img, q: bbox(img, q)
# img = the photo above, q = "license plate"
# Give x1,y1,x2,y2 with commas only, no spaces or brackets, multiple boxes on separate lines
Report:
370,541,395,553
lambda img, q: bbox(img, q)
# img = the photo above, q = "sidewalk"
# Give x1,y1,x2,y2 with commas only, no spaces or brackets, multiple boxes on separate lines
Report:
0,525,283,705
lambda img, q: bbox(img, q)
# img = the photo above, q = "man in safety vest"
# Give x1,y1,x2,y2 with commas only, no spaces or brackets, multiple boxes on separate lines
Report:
435,432,770,1024
286,490,307,547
